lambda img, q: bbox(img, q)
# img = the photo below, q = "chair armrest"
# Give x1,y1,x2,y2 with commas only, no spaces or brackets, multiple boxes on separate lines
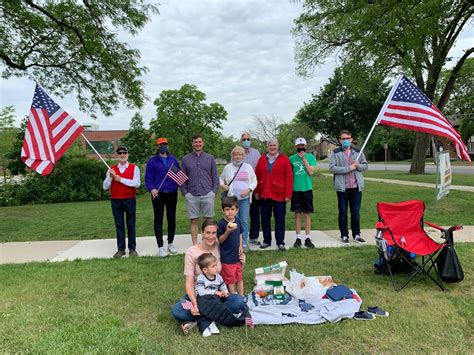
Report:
424,221,444,231
375,221,389,230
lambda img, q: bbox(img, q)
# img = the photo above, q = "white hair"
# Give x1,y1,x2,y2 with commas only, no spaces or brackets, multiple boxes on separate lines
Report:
267,137,278,146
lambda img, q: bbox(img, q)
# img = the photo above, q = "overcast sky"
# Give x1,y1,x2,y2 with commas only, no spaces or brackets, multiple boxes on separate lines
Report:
1,1,472,137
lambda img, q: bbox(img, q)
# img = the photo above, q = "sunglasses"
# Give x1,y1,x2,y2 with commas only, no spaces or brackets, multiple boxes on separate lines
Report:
117,152,128,155
242,138,251,141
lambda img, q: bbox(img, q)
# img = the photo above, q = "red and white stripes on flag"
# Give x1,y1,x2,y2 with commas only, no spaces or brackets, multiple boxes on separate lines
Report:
181,300,194,310
376,75,471,162
167,164,189,186
21,85,84,175
245,317,255,328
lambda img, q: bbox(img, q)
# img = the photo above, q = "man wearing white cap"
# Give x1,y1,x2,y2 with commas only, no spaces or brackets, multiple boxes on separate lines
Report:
289,137,317,249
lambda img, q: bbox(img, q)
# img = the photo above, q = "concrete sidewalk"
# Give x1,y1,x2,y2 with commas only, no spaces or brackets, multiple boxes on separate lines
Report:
321,173,474,192
1,226,472,264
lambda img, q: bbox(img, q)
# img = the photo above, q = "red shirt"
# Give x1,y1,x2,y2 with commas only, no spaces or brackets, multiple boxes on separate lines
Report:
110,163,137,199
254,153,293,202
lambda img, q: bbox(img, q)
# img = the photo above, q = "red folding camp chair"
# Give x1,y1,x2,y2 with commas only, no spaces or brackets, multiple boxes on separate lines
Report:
375,200,462,291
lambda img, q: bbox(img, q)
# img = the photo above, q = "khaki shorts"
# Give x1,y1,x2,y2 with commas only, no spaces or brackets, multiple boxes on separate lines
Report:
184,191,215,219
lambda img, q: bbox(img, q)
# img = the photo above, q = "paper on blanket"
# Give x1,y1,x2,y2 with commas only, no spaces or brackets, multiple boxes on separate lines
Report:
254,261,287,285
284,269,334,303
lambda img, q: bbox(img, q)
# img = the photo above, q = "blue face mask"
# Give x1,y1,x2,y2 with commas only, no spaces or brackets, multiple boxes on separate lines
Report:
341,139,351,149
158,146,168,154
242,140,251,149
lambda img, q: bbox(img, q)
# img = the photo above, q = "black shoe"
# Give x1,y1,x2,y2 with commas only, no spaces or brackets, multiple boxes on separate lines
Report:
304,238,315,249
129,250,138,257
249,239,261,246
354,235,367,244
277,244,286,251
341,236,349,244
353,311,375,320
293,238,302,248
259,243,271,249
113,250,126,258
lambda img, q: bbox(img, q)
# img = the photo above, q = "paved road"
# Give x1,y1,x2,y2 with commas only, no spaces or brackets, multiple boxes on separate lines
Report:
317,163,474,175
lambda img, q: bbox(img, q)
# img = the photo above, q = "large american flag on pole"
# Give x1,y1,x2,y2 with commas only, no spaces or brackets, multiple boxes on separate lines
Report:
21,85,84,175
376,75,471,162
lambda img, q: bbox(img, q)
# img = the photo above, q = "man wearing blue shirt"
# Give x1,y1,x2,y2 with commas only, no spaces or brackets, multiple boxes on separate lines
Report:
145,137,181,257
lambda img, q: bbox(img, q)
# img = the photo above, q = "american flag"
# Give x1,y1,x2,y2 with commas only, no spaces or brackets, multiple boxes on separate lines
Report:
245,317,255,328
181,300,194,310
376,75,471,162
167,164,188,186
21,85,84,175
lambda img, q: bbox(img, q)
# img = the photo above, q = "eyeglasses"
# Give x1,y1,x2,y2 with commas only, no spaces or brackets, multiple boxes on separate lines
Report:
117,152,128,155
242,138,251,141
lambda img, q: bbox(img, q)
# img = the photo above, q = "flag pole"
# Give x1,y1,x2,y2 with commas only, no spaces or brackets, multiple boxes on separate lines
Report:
356,75,404,161
80,133,111,170
156,162,175,193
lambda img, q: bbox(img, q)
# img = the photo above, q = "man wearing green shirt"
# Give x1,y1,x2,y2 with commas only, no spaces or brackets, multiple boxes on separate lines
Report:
290,137,317,249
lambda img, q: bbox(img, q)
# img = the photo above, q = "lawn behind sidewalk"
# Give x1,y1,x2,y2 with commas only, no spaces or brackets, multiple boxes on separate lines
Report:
362,170,474,186
1,246,472,353
1,174,474,242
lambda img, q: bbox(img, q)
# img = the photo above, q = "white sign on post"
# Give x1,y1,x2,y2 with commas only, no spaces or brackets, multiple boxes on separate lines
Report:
437,152,452,200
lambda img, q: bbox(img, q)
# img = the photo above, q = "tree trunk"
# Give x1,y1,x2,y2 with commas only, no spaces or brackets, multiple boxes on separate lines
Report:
409,132,431,174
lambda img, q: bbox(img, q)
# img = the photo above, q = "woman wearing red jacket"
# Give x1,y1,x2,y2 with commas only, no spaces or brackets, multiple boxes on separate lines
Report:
254,138,293,251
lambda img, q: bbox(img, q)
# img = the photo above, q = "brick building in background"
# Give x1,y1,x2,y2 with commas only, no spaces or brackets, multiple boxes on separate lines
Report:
79,123,128,160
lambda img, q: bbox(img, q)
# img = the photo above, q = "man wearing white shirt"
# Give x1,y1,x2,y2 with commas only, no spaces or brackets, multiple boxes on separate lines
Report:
103,146,141,258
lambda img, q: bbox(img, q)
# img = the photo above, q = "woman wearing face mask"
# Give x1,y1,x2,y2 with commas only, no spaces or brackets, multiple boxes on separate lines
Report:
219,146,257,251
145,137,182,257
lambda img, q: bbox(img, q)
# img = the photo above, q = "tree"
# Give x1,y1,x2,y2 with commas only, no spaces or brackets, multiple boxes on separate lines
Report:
149,84,228,159
5,116,28,176
293,1,473,173
276,119,316,156
246,115,283,152
439,57,474,144
0,106,17,180
214,135,240,161
120,113,154,163
366,127,416,161
1,1,159,117
296,64,389,145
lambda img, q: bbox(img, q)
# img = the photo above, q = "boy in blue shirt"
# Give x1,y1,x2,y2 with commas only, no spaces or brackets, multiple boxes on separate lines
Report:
217,196,244,295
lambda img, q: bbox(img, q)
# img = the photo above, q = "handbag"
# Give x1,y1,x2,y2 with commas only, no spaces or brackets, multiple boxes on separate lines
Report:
221,163,243,202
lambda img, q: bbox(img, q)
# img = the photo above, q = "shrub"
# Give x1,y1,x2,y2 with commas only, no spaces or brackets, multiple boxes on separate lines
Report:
1,157,109,206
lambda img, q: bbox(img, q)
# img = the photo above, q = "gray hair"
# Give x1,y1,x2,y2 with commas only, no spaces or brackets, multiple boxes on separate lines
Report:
267,137,278,146
241,132,251,139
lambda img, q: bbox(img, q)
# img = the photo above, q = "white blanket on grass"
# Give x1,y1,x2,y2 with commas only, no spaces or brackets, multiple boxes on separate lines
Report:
247,290,361,325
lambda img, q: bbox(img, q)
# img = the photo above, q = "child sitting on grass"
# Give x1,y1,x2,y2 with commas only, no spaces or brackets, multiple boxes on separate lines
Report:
217,196,245,295
195,253,245,337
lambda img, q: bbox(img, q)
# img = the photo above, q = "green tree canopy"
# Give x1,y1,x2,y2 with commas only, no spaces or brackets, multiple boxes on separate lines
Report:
277,119,316,157
120,113,154,164
296,64,389,145
293,0,473,173
1,1,158,117
0,106,17,179
150,84,228,159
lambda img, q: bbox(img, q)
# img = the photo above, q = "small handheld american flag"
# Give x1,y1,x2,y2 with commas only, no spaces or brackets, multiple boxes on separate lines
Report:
181,300,194,310
245,317,255,328
167,164,189,186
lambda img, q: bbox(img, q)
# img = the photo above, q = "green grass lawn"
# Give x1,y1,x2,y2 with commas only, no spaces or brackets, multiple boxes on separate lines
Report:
1,246,472,353
2,175,474,242
362,170,474,186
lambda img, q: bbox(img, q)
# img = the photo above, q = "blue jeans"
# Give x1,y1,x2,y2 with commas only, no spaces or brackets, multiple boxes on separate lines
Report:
171,294,245,322
261,199,286,246
336,188,362,238
249,198,261,240
238,198,250,247
111,198,136,251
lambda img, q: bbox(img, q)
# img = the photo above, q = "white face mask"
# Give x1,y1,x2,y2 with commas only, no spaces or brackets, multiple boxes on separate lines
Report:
232,160,243,166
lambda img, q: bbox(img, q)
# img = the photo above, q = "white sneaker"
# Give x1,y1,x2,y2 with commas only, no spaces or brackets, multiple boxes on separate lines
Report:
202,327,212,337
209,321,220,334
158,247,168,257
168,243,178,254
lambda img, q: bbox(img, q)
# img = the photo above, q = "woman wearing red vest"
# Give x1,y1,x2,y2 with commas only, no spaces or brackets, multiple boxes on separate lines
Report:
254,138,293,251
103,146,141,258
